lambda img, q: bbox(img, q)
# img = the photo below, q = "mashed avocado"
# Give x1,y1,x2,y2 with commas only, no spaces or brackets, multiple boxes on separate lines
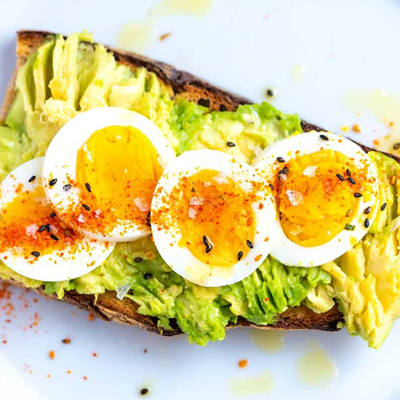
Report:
0,32,399,347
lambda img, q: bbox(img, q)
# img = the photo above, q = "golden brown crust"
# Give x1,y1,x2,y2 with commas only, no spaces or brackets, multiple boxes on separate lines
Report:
0,30,345,338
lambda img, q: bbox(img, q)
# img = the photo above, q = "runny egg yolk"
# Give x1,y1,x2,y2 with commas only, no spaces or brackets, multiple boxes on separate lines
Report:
174,169,255,266
76,126,163,233
275,150,368,247
0,185,80,260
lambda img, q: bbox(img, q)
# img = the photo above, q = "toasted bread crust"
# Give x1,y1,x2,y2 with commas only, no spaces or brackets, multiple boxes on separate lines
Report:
0,30,348,337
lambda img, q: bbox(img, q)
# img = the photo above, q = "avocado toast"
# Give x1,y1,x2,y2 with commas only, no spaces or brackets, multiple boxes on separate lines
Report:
0,30,399,347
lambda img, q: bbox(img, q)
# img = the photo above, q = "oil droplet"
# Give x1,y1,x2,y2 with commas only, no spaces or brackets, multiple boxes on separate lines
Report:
116,20,156,53
250,329,285,353
296,340,338,387
344,90,400,156
230,371,274,397
152,0,213,17
291,64,307,83
116,0,212,54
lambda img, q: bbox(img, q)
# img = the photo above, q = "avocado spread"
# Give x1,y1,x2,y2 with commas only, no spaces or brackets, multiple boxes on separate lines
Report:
0,32,399,347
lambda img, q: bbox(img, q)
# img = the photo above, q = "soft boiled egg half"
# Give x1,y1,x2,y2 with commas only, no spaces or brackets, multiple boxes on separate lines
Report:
151,149,277,287
0,158,115,281
252,131,379,267
43,107,175,242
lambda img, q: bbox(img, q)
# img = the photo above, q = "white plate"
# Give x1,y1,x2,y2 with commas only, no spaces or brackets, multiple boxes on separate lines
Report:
1,1,400,399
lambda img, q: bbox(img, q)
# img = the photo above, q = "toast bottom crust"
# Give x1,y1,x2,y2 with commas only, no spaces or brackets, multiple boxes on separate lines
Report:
5,277,343,336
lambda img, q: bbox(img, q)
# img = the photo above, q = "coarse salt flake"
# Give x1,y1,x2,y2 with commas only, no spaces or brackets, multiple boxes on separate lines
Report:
134,198,150,212
303,166,317,177
286,190,303,206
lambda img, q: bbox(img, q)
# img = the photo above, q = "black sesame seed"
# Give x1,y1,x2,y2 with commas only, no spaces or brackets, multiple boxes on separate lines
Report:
82,204,91,211
276,157,285,163
49,178,58,187
381,203,387,211
246,240,254,249
278,166,289,177
202,235,209,247
191,187,195,193
134,257,143,263
354,192,363,198
347,177,356,185
146,212,151,227
364,218,370,228
38,225,47,233
28,175,36,183
319,134,329,141
63,184,72,192
49,212,57,218
140,388,149,396
346,169,351,177
393,143,400,150
336,174,345,181
31,251,40,257
205,244,213,254
227,141,236,147
143,273,153,280
345,224,355,231
237,251,243,261
85,182,91,193
46,224,51,232
364,206,371,214
50,234,59,241
269,183,275,190
266,89,274,97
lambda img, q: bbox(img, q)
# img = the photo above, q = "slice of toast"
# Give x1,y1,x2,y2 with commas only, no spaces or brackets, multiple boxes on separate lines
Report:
0,30,351,336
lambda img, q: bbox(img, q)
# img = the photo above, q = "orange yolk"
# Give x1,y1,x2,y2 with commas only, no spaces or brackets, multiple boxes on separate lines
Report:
174,169,255,266
0,185,80,259
275,150,369,247
75,125,162,234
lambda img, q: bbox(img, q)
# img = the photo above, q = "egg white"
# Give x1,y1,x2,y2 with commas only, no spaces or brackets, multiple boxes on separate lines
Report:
151,149,277,287
42,107,176,242
252,131,379,267
0,158,115,282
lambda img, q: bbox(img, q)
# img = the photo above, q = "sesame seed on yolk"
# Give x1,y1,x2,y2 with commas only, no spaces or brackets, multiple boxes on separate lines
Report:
0,185,81,260
275,150,371,247
152,169,258,267
64,125,163,236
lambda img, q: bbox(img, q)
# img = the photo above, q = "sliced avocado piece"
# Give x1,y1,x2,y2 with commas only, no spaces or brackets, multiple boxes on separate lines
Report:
33,38,55,109
109,67,147,109
49,32,92,106
16,50,37,111
369,151,399,233
78,43,117,110
5,90,25,131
